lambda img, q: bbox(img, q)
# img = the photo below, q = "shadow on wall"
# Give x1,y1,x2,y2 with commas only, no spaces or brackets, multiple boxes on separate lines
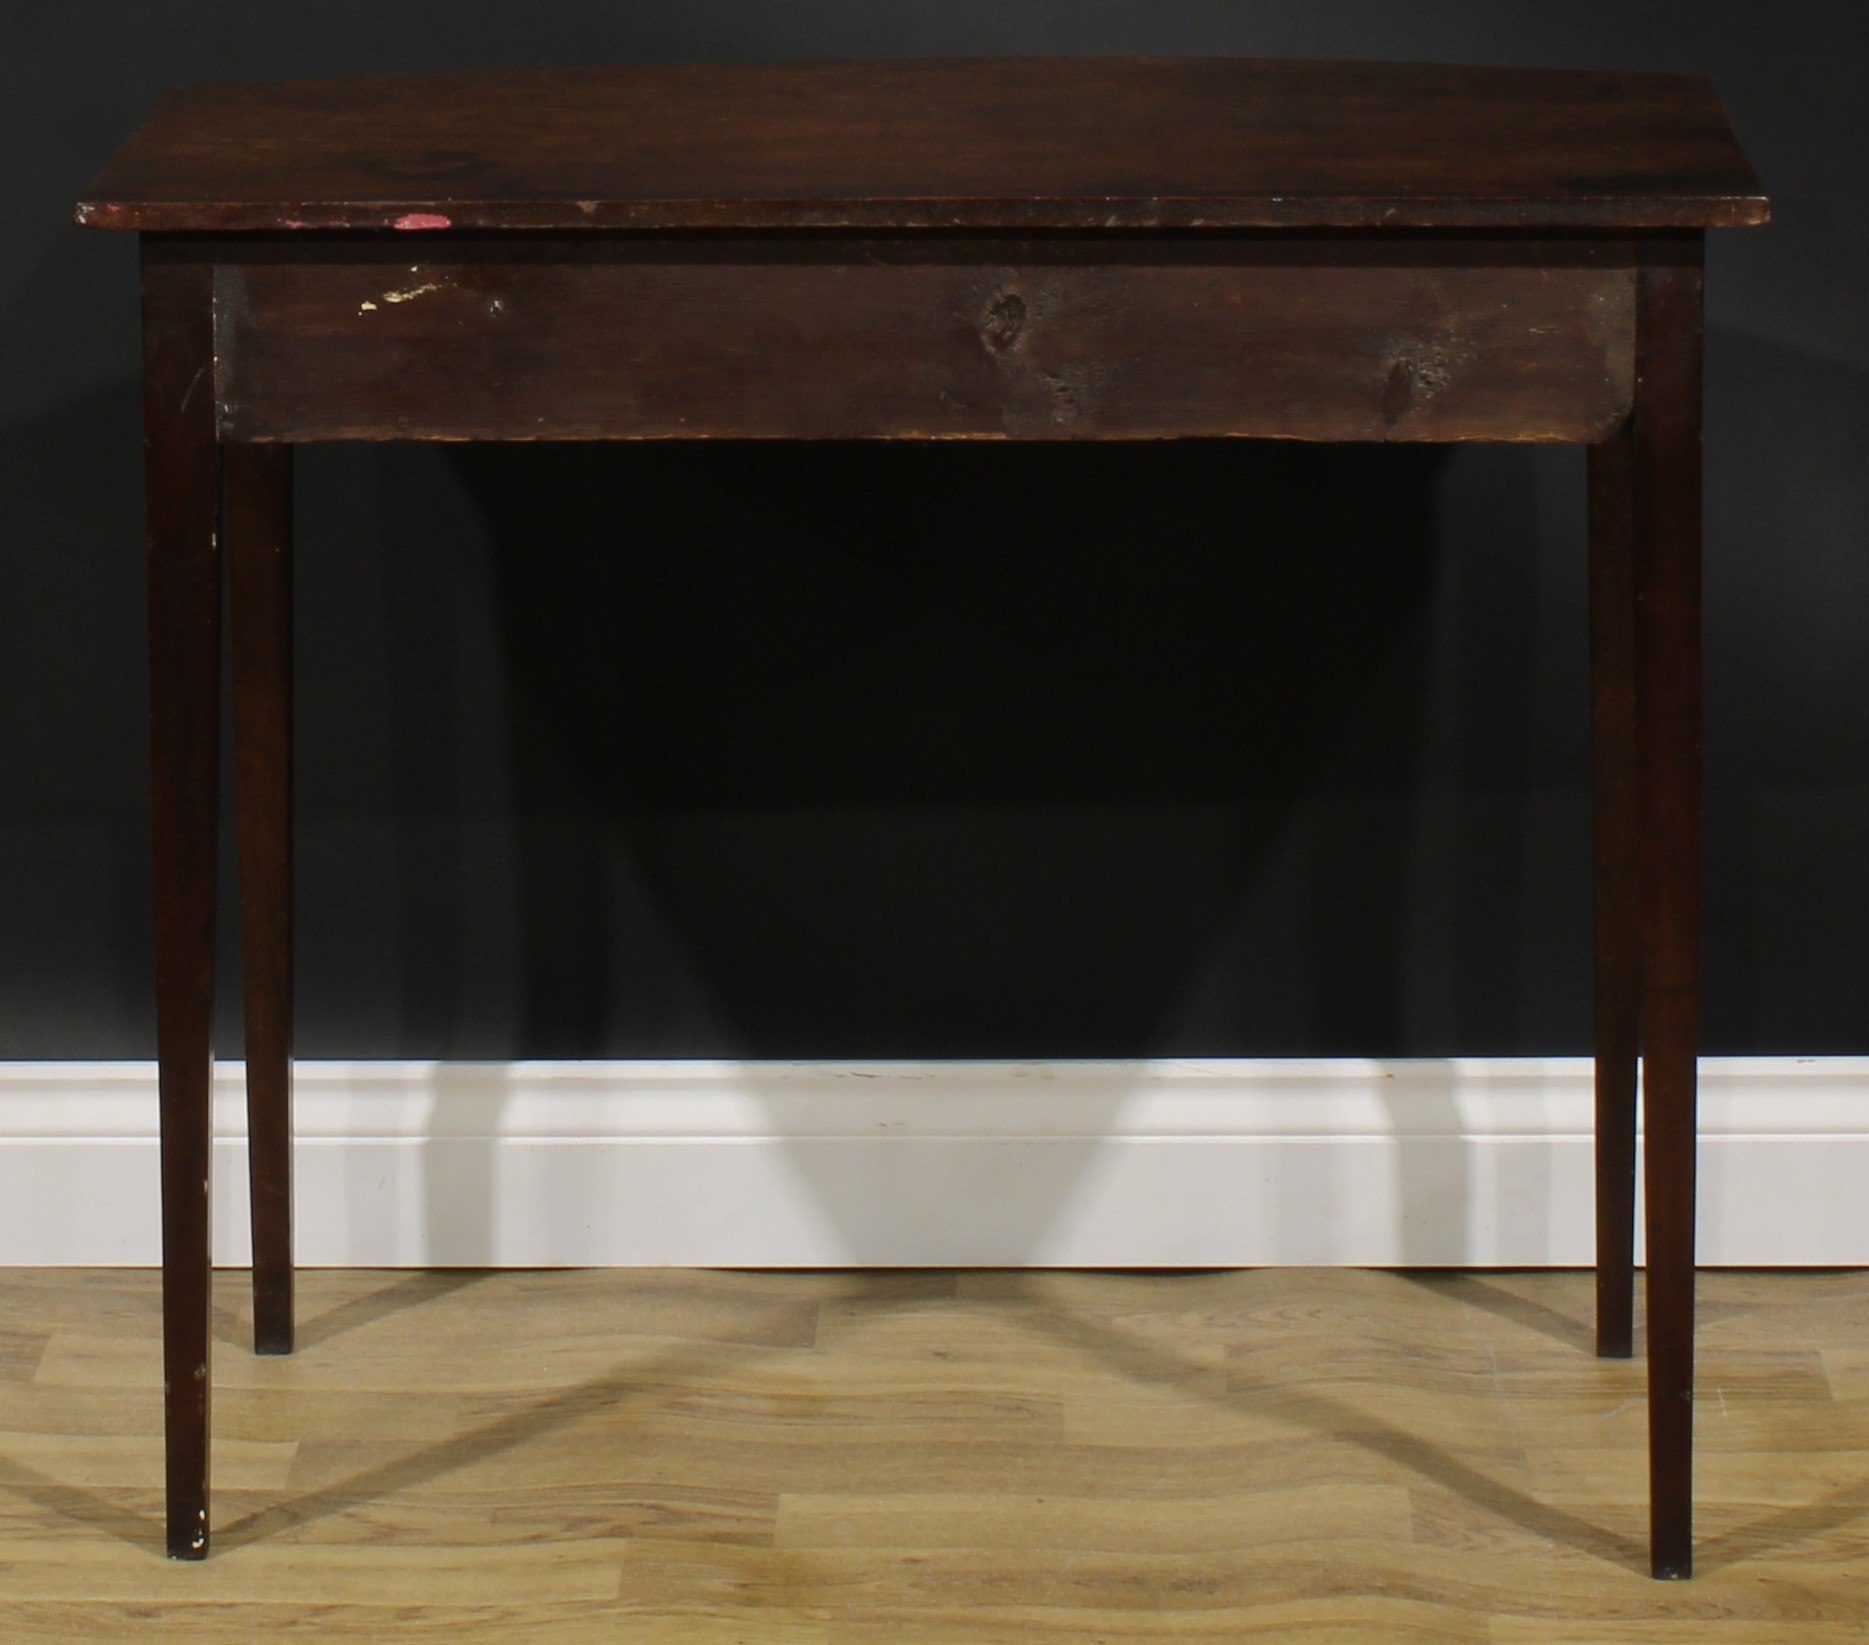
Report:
445,437,1447,1060
399,1055,1554,1269
5,327,1869,1070
381,436,1447,1268
296,321,1869,1065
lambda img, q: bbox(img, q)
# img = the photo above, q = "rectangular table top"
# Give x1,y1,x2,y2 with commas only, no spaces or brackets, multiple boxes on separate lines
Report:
77,57,1767,236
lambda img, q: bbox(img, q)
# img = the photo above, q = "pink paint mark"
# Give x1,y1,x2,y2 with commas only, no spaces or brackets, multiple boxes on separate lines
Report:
393,213,453,231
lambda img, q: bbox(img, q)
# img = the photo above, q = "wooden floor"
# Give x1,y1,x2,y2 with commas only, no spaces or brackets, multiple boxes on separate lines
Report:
1,1267,1867,1640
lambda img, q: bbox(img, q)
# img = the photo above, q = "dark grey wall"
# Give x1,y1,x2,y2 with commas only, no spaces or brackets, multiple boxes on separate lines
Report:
4,5,1865,1059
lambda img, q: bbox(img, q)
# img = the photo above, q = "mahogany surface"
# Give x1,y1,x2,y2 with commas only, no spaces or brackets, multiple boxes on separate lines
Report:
214,243,1638,445
139,244,220,1562
77,57,1768,1578
77,57,1766,235
1629,246,1708,1581
226,442,295,1359
1588,434,1640,1362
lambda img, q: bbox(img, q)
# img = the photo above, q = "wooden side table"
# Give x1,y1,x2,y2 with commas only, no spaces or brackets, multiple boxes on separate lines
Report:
77,57,1767,1575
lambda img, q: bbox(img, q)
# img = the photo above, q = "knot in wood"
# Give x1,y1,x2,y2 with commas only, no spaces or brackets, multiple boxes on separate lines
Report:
980,291,1026,353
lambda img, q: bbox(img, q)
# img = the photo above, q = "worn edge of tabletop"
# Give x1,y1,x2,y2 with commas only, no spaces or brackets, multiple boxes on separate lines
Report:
73,58,1771,235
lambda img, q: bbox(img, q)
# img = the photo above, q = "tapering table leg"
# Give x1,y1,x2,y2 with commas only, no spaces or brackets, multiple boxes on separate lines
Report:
142,243,220,1561
228,442,295,1357
1633,236,1705,1582
1589,431,1640,1362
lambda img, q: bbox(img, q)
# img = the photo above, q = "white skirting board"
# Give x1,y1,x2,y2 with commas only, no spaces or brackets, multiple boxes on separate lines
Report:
1,1058,1865,1268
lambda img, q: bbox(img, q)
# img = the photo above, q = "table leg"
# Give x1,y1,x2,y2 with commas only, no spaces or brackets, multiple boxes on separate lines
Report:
142,246,220,1560
1589,432,1640,1362
1633,237,1705,1582
228,443,295,1357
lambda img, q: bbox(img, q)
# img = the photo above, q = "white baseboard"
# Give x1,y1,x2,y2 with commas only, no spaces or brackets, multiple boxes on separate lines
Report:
1,1058,1864,1267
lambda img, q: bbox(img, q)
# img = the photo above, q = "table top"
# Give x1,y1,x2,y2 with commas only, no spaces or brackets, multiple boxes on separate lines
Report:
78,57,1766,236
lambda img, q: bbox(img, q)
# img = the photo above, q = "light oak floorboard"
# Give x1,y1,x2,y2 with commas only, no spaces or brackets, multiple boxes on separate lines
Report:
1,1267,1866,1640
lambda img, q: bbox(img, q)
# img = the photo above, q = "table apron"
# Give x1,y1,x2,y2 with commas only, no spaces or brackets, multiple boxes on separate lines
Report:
214,255,1637,443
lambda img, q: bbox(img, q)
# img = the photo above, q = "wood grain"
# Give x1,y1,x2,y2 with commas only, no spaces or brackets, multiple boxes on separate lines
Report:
3,1267,1868,1640
74,58,1768,234
216,249,1638,443
1589,432,1640,1361
1633,241,1706,1580
226,443,295,1359
140,244,220,1564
